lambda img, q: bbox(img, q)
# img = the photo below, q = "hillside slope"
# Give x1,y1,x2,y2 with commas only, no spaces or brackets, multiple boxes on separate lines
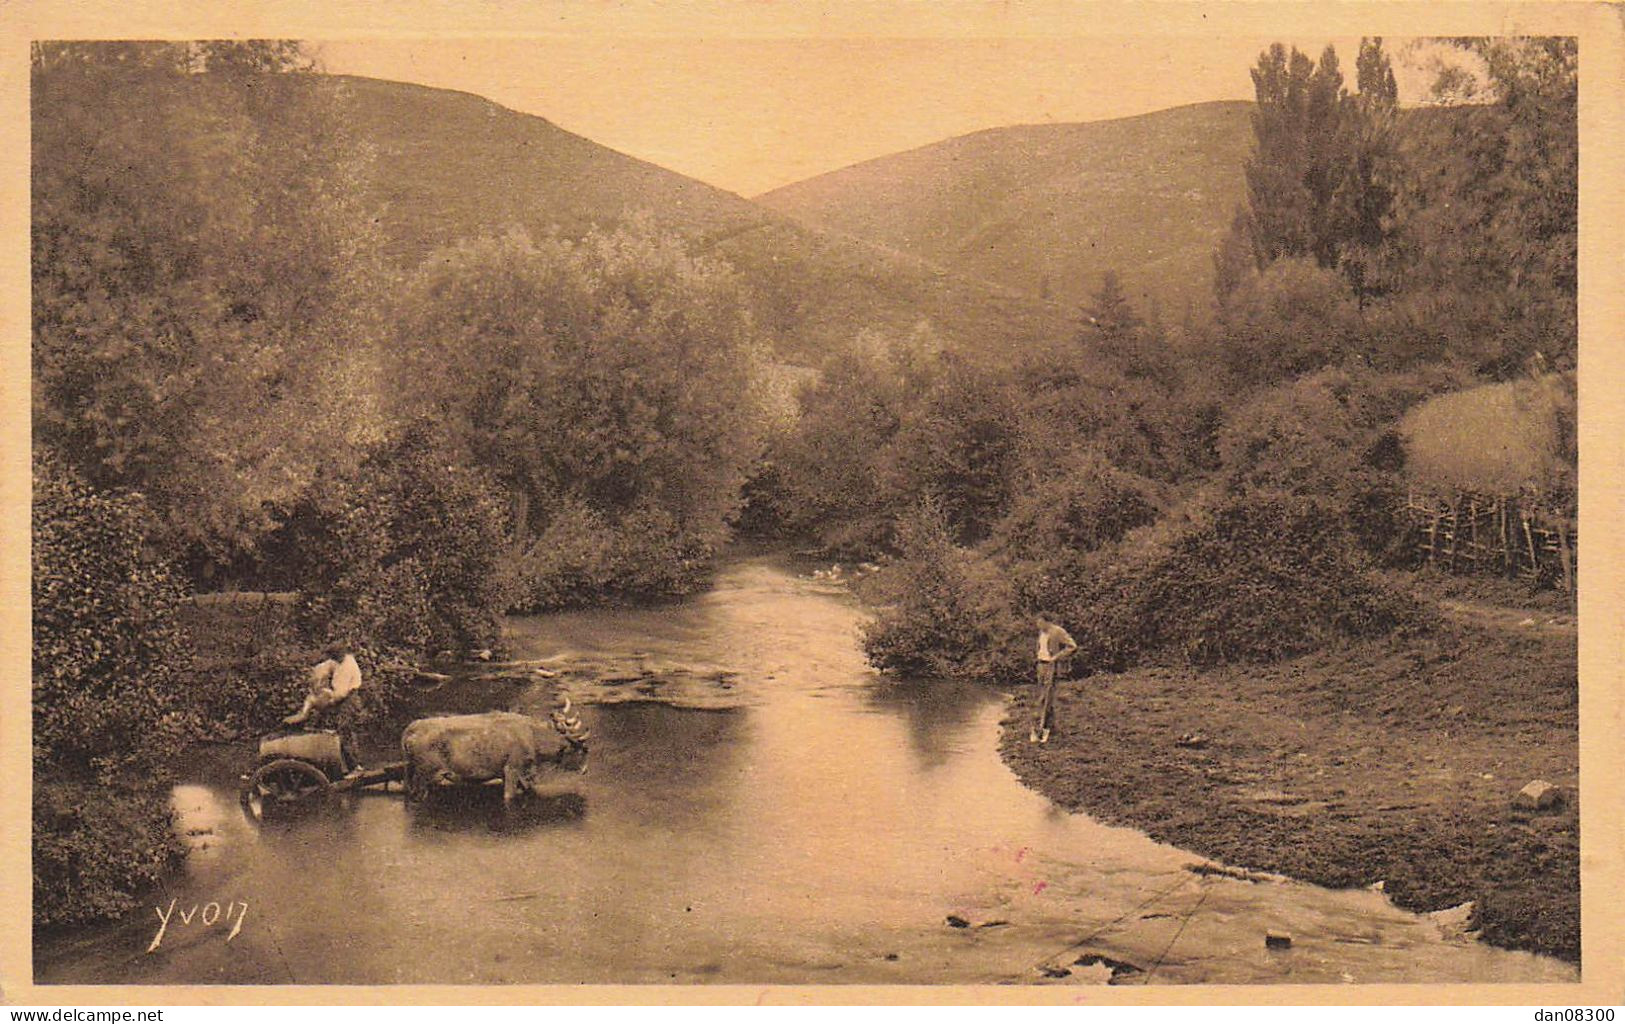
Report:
756,101,1254,319
334,75,1067,363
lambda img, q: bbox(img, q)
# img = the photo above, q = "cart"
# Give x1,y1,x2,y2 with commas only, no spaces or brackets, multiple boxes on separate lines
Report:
239,729,406,821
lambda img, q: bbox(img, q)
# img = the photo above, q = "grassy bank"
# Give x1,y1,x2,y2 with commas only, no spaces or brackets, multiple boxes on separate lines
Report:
998,612,1579,962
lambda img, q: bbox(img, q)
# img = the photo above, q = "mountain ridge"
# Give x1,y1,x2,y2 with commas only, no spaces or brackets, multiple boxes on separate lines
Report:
756,100,1256,318
329,73,1070,363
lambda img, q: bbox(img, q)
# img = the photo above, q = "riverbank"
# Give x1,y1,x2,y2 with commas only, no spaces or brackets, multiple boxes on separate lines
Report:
998,609,1579,963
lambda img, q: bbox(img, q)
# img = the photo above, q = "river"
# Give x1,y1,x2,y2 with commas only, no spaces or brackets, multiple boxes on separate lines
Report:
34,556,1577,986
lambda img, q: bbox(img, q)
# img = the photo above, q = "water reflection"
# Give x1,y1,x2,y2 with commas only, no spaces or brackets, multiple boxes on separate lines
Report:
406,789,588,836
862,676,994,770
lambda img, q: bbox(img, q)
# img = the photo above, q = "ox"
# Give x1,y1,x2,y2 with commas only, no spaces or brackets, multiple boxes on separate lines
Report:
402,702,589,805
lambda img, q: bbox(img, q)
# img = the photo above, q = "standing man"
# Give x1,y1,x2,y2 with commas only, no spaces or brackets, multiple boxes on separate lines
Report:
1031,614,1078,744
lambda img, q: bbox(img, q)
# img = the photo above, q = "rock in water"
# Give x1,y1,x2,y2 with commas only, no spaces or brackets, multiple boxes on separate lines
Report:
1514,779,1560,811
945,914,971,929
1264,932,1293,949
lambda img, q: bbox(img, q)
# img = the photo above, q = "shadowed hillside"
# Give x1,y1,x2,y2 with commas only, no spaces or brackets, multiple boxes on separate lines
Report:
336,75,1068,363
756,101,1255,320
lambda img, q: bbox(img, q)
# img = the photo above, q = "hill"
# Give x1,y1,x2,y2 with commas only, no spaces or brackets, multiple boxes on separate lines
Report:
756,101,1255,321
333,75,1068,363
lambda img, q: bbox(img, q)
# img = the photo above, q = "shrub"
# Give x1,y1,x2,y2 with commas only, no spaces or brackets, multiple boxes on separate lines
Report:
993,450,1161,560
1059,490,1422,669
1216,258,1365,387
515,498,717,611
360,426,517,653
860,501,1028,683
32,456,191,775
33,779,184,931
32,456,191,930
267,426,515,655
1216,368,1464,560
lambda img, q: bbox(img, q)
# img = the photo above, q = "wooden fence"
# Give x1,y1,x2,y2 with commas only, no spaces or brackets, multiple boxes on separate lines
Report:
1402,492,1576,596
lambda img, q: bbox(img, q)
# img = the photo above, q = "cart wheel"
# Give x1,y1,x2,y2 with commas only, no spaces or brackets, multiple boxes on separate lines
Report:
241,758,332,822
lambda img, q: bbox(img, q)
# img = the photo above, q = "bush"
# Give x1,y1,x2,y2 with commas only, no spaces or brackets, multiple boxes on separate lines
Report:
32,456,191,775
32,456,191,930
515,498,717,611
860,501,1028,683
1059,490,1422,669
993,450,1161,560
267,426,515,656
33,779,184,931
1216,258,1365,387
1216,368,1463,560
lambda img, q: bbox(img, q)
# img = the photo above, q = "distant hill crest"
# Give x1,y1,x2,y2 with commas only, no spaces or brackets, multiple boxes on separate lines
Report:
755,100,1255,319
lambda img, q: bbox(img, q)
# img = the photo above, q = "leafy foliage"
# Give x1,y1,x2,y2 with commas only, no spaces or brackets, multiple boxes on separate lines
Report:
386,223,766,605
993,450,1160,560
771,326,940,553
30,42,385,572
1223,38,1400,297
34,780,185,931
860,501,1028,683
264,426,516,655
32,457,192,931
880,354,1021,545
1214,258,1364,387
32,456,191,776
1385,39,1576,376
1058,491,1423,670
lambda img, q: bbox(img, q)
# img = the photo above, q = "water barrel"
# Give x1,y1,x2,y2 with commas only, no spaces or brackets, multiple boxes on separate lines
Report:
256,730,351,777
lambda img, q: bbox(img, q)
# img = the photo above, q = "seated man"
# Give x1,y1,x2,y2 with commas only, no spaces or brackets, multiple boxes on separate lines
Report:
283,643,363,726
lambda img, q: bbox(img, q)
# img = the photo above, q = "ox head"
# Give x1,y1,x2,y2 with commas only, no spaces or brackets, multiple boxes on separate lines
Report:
548,697,590,773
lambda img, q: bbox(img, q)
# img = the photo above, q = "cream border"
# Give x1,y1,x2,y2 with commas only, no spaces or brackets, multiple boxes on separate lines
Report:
2,0,1620,1007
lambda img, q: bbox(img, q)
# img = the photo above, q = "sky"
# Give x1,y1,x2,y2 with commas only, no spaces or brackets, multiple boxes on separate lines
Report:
317,36,1447,196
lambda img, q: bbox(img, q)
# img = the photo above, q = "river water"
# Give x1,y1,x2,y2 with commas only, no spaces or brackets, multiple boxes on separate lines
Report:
35,556,1576,986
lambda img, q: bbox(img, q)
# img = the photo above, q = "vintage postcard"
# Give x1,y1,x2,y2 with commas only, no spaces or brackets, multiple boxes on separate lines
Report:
2,0,1621,1006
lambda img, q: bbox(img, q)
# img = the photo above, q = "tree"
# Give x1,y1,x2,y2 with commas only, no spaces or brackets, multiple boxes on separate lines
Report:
881,353,1020,545
1219,40,1401,304
1385,37,1576,375
1216,258,1364,387
1337,38,1401,307
1080,270,1179,386
1213,207,1259,305
1082,270,1143,341
773,325,939,553
31,42,385,573
1241,44,1328,266
387,222,767,598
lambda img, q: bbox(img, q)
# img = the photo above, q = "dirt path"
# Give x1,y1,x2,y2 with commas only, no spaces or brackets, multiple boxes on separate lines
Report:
999,613,1579,962
1436,598,1576,635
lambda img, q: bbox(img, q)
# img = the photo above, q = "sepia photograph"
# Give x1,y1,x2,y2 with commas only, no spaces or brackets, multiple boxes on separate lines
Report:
7,1,1622,1003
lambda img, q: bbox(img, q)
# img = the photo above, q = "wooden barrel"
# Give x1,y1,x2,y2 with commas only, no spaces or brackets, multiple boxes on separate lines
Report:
257,731,350,777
